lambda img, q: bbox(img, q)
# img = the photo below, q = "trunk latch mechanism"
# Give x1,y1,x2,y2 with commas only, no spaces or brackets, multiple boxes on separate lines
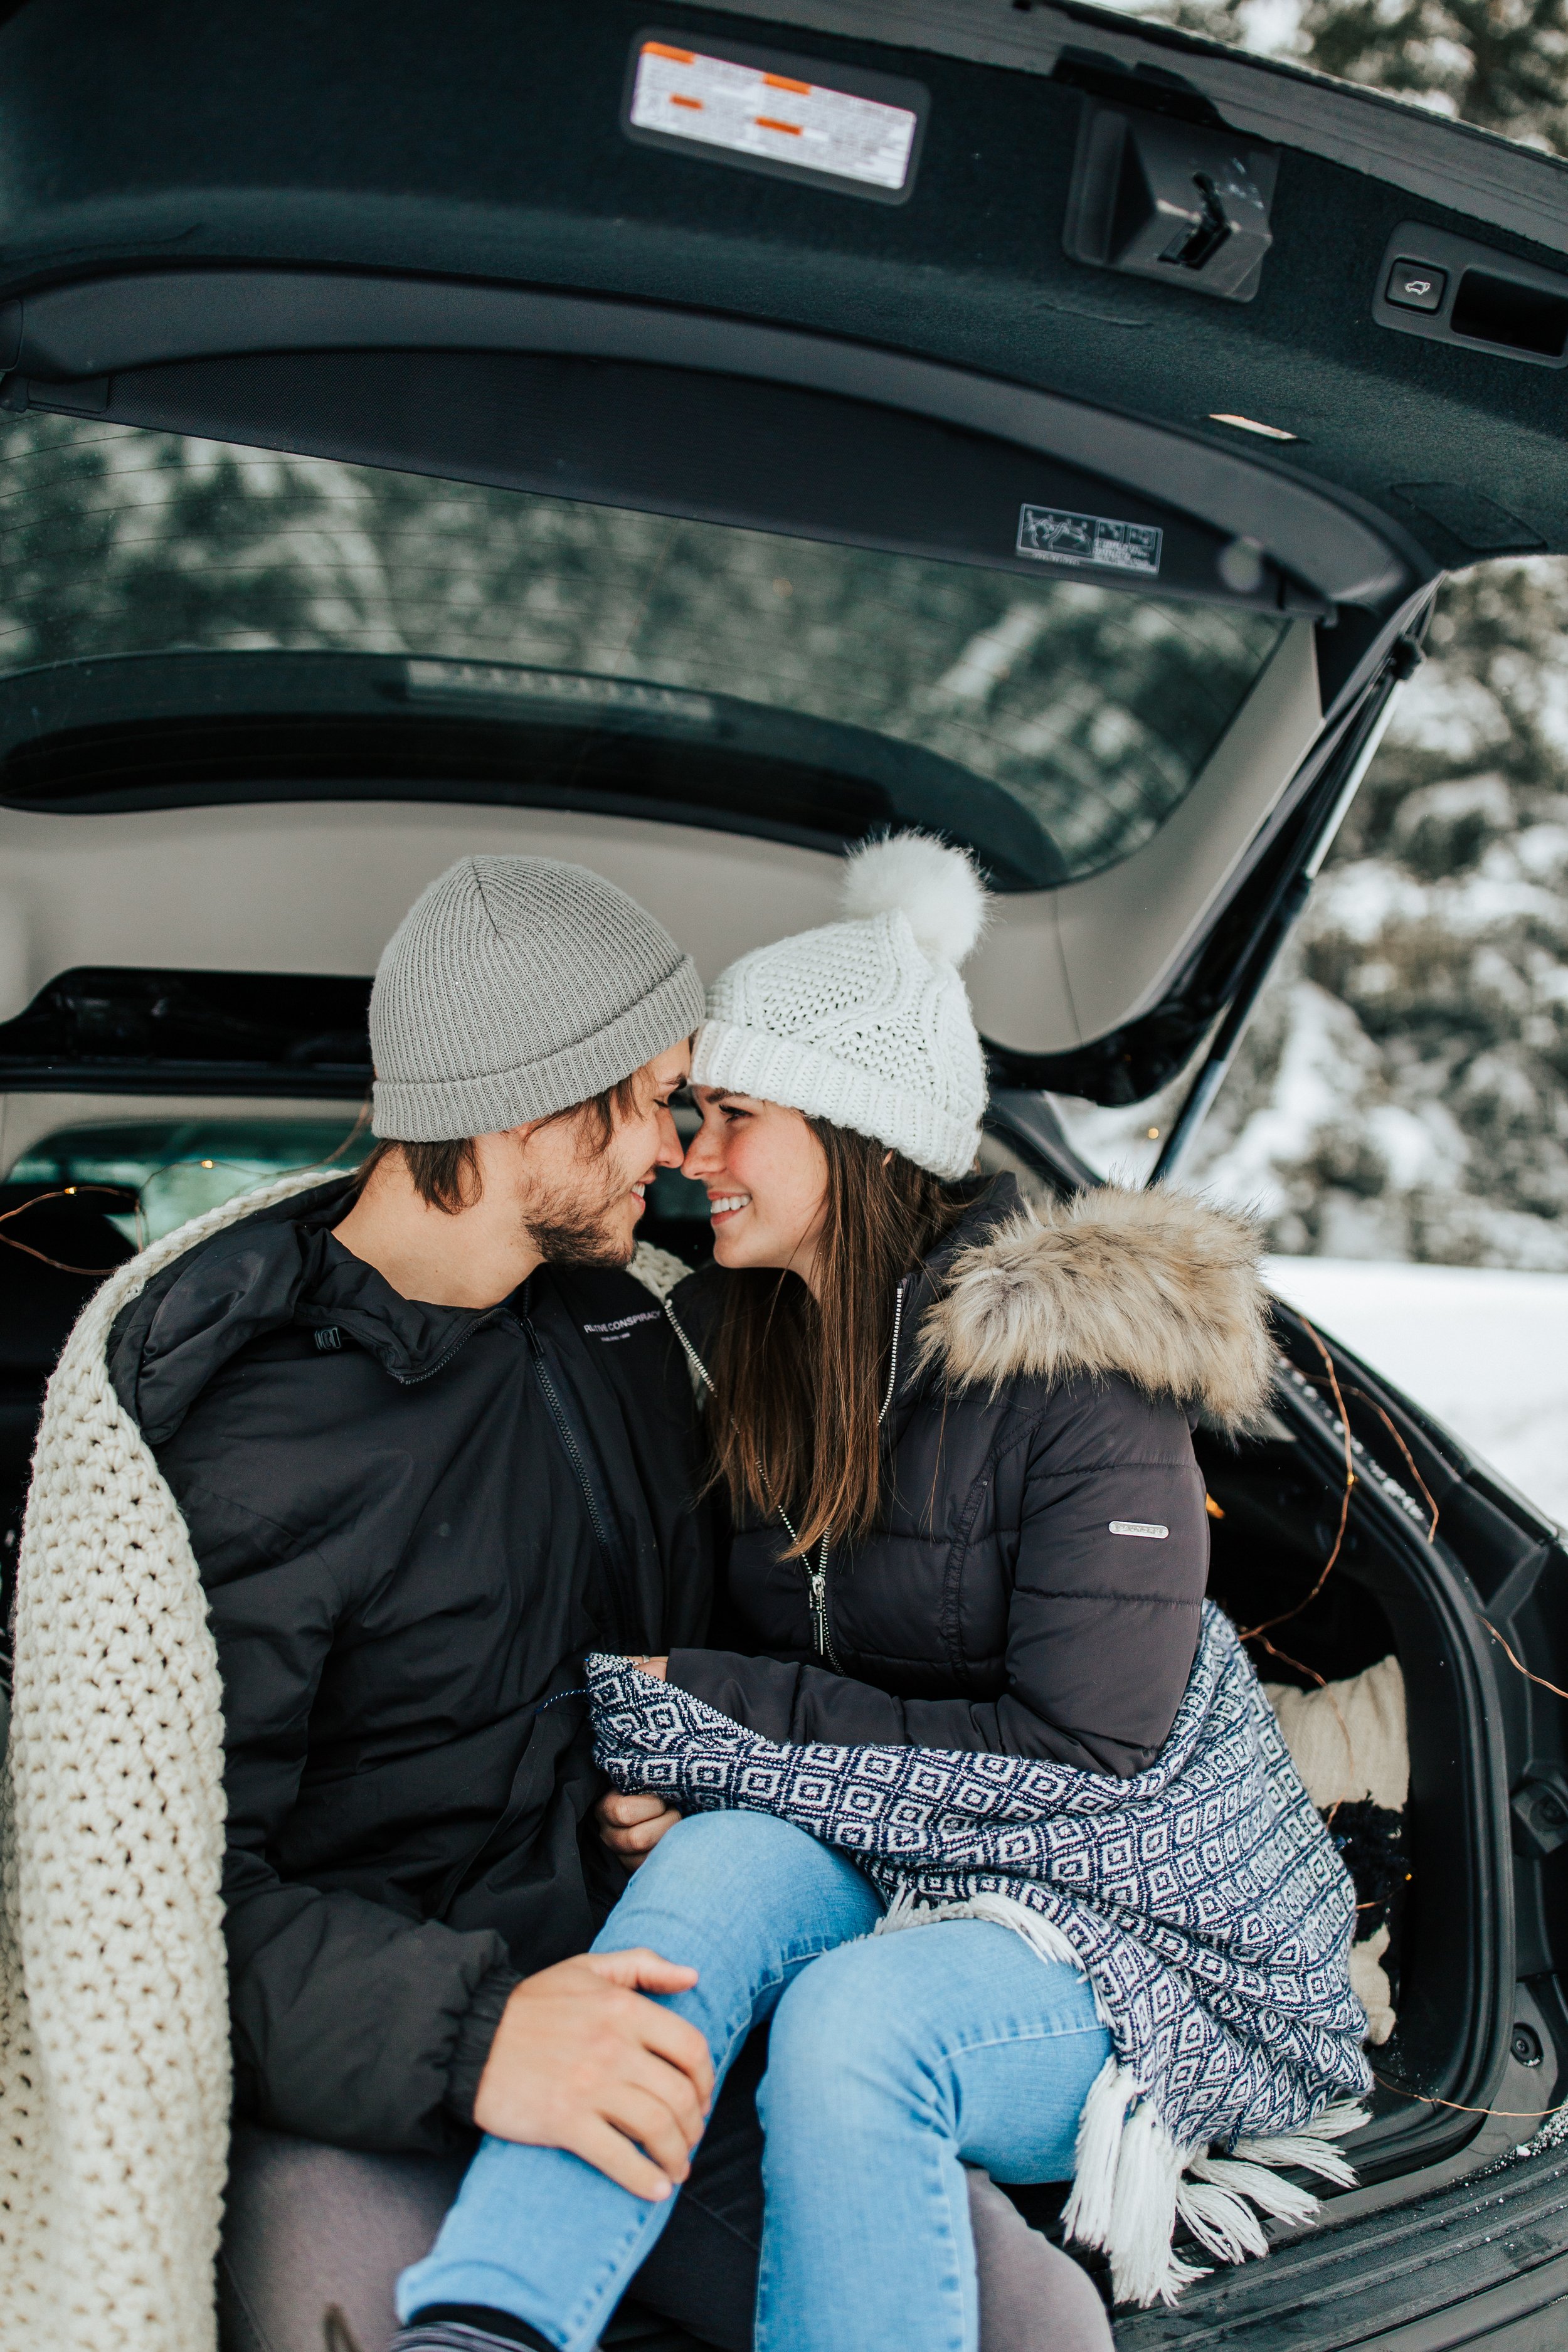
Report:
1064,100,1277,304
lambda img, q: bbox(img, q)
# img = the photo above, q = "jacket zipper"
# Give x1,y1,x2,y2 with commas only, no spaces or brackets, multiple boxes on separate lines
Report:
807,1540,837,1666
387,1330,483,1387
795,1279,906,1670
663,1296,714,1396
881,1279,908,1426
769,1500,840,1671
384,1309,620,1571
524,1321,616,1562
383,1292,639,1635
666,1279,907,1675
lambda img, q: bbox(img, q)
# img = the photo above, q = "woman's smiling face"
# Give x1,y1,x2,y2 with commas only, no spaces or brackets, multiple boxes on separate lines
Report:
683,1088,830,1289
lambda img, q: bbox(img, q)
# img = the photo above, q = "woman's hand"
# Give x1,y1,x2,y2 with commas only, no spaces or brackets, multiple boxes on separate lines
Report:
597,1787,682,1868
598,1661,675,1865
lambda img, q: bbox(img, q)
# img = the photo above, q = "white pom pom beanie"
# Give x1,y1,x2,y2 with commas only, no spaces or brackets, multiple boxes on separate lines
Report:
690,832,990,1181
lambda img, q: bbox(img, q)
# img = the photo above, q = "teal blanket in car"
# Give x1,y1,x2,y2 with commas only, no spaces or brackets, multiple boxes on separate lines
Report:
589,1601,1372,2308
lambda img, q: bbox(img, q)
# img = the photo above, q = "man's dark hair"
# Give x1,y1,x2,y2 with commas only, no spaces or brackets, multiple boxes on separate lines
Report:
356,1070,646,1215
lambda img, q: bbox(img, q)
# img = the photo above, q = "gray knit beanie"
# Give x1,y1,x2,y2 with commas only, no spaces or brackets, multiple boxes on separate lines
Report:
371,856,705,1140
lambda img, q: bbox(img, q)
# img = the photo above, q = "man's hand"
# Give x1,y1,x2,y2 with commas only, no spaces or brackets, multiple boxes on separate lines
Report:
598,1787,683,1867
473,1951,714,2201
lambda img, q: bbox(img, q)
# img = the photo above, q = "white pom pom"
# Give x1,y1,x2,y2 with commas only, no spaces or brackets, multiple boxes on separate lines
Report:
840,832,989,967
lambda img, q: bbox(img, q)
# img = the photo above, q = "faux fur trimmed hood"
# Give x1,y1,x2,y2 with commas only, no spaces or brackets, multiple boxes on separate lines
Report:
916,1184,1274,1436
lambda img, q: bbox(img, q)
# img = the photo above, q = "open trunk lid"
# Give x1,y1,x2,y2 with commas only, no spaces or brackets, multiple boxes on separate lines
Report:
0,0,1564,1104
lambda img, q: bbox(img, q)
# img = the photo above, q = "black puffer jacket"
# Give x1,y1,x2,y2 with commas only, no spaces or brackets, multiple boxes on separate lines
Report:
666,1179,1271,1777
108,1177,710,2153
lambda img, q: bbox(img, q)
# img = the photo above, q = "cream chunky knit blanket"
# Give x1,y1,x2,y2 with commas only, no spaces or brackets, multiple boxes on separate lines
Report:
0,1173,324,2352
0,1170,685,2352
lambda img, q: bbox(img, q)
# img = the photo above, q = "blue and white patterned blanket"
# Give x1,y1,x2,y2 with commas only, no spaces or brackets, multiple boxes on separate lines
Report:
589,1602,1372,2304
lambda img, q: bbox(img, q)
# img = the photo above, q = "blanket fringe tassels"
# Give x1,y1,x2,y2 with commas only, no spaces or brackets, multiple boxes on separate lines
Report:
1061,2061,1367,2305
877,1890,1367,2308
1059,2063,1204,2306
875,1885,1092,1979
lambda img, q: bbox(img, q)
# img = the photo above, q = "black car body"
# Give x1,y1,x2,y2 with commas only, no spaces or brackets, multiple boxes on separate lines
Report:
1,4,1566,2345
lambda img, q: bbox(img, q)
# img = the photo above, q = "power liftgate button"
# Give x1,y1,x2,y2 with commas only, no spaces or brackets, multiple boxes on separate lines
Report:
1387,259,1448,312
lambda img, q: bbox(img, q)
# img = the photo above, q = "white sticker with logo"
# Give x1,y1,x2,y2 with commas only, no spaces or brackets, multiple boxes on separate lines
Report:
1109,1520,1170,1539
1017,506,1164,577
628,41,919,192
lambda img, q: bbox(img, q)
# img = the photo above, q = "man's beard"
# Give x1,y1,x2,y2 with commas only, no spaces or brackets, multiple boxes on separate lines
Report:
521,1162,636,1268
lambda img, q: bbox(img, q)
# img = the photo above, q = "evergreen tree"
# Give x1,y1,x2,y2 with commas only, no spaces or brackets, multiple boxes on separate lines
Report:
1296,0,1568,147
1093,0,1568,1267
1158,0,1568,149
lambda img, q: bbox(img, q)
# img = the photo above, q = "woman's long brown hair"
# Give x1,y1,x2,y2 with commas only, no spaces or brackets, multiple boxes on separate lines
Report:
704,1120,970,1555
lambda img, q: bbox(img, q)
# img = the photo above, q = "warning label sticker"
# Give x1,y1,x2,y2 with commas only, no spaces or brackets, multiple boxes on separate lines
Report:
628,40,919,193
1017,506,1164,578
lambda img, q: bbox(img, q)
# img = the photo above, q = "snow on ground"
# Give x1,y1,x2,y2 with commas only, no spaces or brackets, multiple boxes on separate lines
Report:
1263,1257,1568,1528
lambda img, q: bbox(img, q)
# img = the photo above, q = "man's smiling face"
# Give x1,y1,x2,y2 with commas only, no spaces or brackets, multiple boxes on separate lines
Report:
511,1038,692,1268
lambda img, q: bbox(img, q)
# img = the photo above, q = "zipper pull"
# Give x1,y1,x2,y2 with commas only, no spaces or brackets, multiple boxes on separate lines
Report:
807,1556,829,1657
778,1505,838,1668
805,1536,838,1666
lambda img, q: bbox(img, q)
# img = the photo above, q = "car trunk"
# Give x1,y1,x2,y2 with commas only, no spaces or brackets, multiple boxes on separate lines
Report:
2,0,1567,2311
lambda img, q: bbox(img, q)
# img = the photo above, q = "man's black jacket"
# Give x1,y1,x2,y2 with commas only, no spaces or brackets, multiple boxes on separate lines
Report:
107,1178,710,2154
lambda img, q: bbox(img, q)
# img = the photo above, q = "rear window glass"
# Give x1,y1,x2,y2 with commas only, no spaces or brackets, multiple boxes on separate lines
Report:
0,416,1287,886
9,1117,364,1244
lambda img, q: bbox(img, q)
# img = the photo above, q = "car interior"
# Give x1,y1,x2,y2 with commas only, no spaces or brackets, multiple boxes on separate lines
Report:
4,3,1568,2337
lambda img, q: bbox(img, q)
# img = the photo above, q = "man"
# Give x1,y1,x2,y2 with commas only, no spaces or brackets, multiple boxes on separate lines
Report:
107,856,734,2348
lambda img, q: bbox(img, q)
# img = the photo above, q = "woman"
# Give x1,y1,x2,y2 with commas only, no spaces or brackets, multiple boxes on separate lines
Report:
393,835,1353,2352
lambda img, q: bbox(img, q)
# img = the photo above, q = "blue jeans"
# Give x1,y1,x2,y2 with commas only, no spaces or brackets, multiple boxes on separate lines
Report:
398,1811,1110,2352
